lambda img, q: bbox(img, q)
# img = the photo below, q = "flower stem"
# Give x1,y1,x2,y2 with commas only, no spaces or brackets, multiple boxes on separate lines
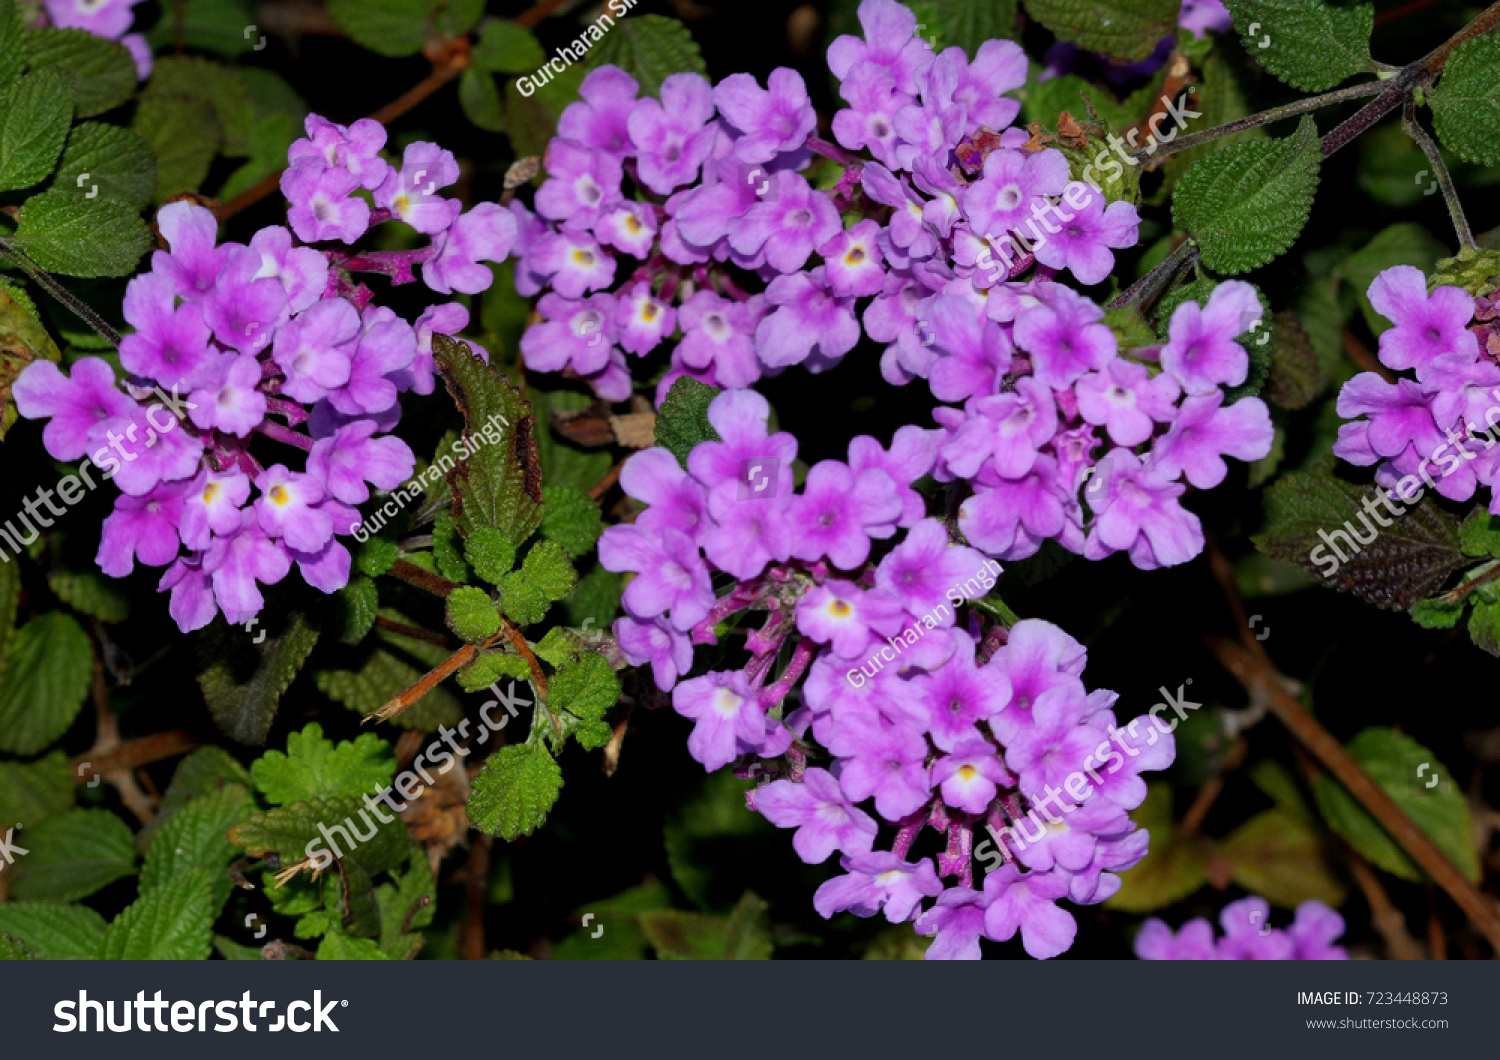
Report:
1106,237,1198,311
0,237,121,346
1401,97,1476,250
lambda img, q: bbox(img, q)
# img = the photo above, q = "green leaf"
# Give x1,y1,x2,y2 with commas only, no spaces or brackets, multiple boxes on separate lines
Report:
582,14,706,97
1314,728,1478,883
10,190,152,279
472,19,545,73
0,286,62,439
48,564,131,622
655,376,720,467
138,746,254,849
1264,308,1323,410
0,556,19,671
433,335,544,548
229,795,408,876
217,110,300,201
131,94,218,203
331,575,379,645
1253,458,1468,610
468,743,562,840
1409,594,1464,630
1021,0,1178,61
376,853,434,958
252,722,395,806
1460,510,1500,558
0,0,24,88
0,902,105,959
1105,785,1208,912
1173,115,1321,274
637,893,772,959
531,387,614,491
1430,247,1500,297
456,649,530,692
101,869,215,960
1219,808,1346,909
143,56,254,156
327,0,436,57
356,536,401,578
0,611,91,755
144,0,259,57
446,585,503,643
0,68,73,193
465,526,517,584
459,68,506,133
1228,0,1374,91
501,540,576,626
0,752,73,833
1430,32,1500,167
550,651,619,723
25,28,136,118
318,929,392,959
139,785,255,911
902,0,1017,55
433,0,484,36
9,808,136,902
1466,594,1500,656
196,612,320,746
541,485,604,555
431,509,469,583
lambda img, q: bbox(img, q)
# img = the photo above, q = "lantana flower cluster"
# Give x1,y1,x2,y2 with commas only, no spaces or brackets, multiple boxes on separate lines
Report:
516,0,1273,573
1136,897,1348,960
599,388,1176,959
42,0,153,80
1334,265,1500,510
14,114,516,631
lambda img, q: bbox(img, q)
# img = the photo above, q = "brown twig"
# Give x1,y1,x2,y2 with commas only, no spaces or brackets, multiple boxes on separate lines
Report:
1178,737,1248,837
460,833,492,959
1348,851,1427,959
1204,543,1500,952
375,615,453,648
70,730,201,781
587,462,624,503
515,0,572,28
1342,330,1397,382
387,558,462,597
370,642,481,723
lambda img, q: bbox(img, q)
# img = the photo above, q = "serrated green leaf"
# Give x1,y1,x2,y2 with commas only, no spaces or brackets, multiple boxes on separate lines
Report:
132,94,218,203
1173,115,1320,274
1431,32,1500,167
139,785,255,911
9,808,136,902
143,56,254,157
459,68,506,133
0,0,23,88
1409,594,1465,630
655,376,720,466
468,743,561,840
456,649,530,692
431,509,469,583
0,286,62,439
252,722,396,806
0,752,73,833
1253,458,1468,610
376,853,434,958
1228,0,1374,91
542,485,604,555
0,68,72,193
582,14,706,97
550,651,619,722
10,190,152,279
25,28,136,118
1460,510,1500,558
1314,728,1478,884
465,526,516,584
533,626,581,669
433,335,544,548
0,611,91,755
328,0,436,57
101,868,215,960
902,0,1017,55
501,540,576,627
48,564,131,622
230,795,407,876
446,585,502,643
331,575,379,645
196,612,320,746
1467,594,1500,656
1022,0,1178,61
318,929,391,959
356,536,400,577
137,745,253,849
472,19,544,73
0,902,105,959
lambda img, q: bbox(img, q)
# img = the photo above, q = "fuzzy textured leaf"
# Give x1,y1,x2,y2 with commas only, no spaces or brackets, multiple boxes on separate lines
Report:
468,743,562,840
1253,459,1467,610
1022,0,1178,61
197,612,320,746
0,902,105,959
139,785,255,910
10,190,152,279
582,14,707,97
25,28,136,118
655,377,720,467
52,122,156,209
1228,0,1374,91
1173,115,1321,274
251,722,395,806
100,869,215,960
0,68,72,193
434,335,543,548
1431,32,1500,167
542,485,604,555
9,808,136,902
550,651,620,722
447,585,503,643
0,611,91,755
